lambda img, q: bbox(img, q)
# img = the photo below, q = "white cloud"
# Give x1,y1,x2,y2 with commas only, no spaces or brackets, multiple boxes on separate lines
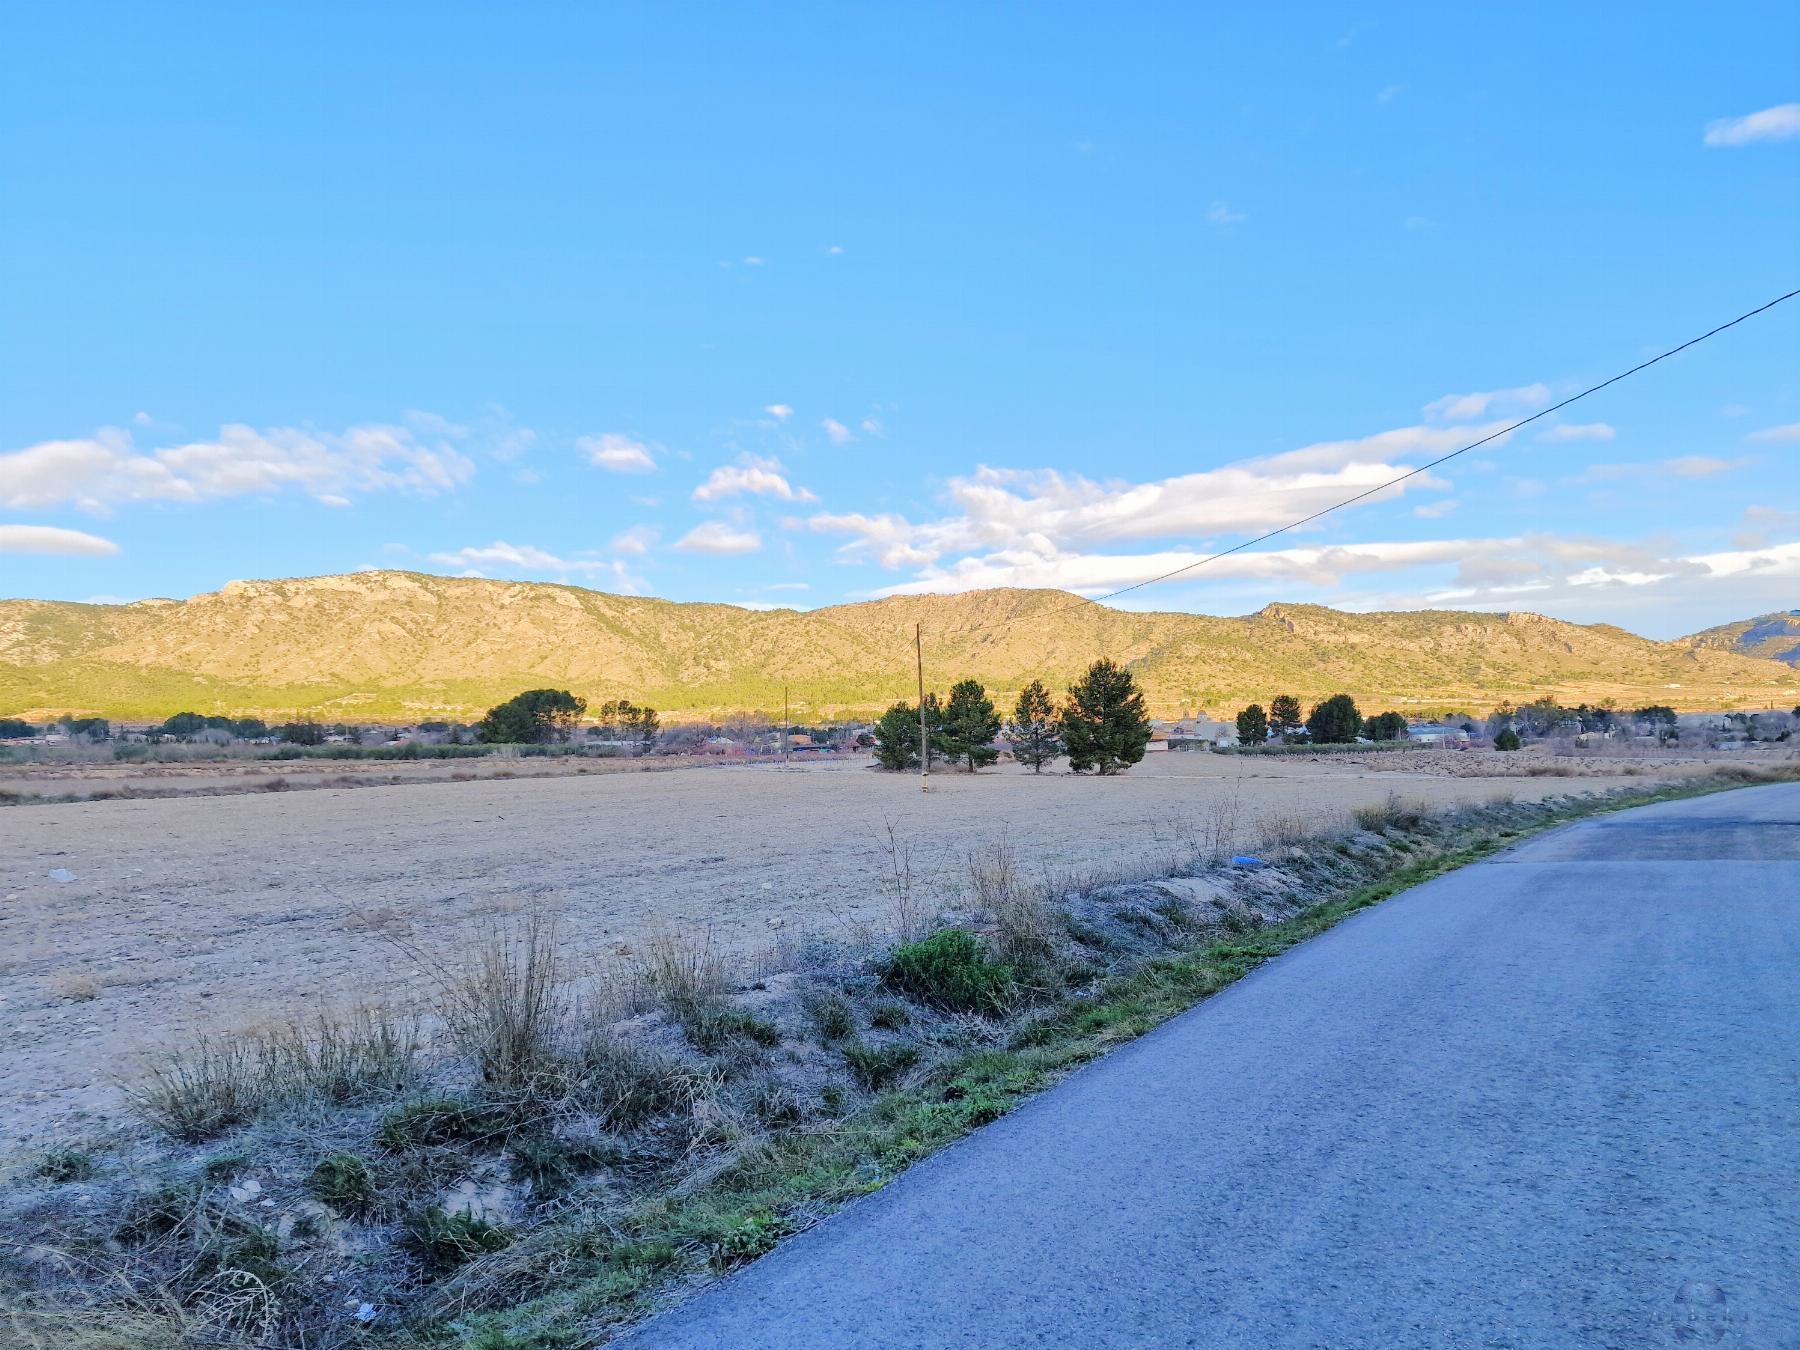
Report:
822,418,854,446
1582,456,1748,483
809,422,1487,571
1206,201,1246,225
1704,103,1800,147
766,581,811,592
764,404,793,421
675,521,762,555
611,524,660,556
825,244,844,255
1377,84,1402,104
859,417,884,437
0,422,476,513
0,524,121,556
425,541,646,592
692,454,817,504
1403,215,1436,231
1748,422,1800,443
578,433,658,474
1412,499,1458,519
1423,383,1549,421
743,256,766,267
1537,422,1615,442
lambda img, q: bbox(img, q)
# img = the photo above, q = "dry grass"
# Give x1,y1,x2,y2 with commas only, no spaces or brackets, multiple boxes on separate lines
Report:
429,914,570,1095
1352,792,1430,833
117,1036,262,1141
967,838,1062,987
253,1006,422,1105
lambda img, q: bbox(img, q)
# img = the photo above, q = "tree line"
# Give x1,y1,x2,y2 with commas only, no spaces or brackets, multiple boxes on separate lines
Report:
871,658,1152,775
1233,693,1404,746
473,689,660,749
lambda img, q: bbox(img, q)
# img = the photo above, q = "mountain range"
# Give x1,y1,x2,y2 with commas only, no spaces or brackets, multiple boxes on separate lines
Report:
1,571,1795,723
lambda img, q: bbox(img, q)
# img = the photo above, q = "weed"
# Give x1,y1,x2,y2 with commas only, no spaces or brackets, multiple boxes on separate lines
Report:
427,915,569,1095
574,1037,712,1131
881,928,1015,1015
399,1208,514,1278
306,1152,378,1219
119,1036,260,1141
868,998,911,1030
34,1149,96,1183
969,839,1062,986
705,1209,791,1268
819,1084,845,1114
842,1041,919,1091
375,1095,514,1151
748,1080,805,1128
200,1151,248,1182
805,991,856,1041
506,1134,620,1197
254,1006,421,1105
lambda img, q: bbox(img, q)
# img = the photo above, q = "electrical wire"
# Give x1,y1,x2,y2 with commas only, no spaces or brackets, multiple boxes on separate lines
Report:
927,287,1799,641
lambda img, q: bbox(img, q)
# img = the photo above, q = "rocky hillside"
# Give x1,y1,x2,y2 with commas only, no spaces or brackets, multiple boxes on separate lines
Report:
1681,611,1800,667
2,571,1794,721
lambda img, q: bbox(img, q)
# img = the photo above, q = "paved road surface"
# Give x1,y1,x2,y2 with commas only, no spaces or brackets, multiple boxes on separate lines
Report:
620,785,1800,1348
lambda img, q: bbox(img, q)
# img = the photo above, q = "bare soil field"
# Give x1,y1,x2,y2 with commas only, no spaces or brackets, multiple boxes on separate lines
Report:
0,750,1742,1150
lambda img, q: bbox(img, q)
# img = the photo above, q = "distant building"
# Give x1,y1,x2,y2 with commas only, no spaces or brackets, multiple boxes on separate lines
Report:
1407,723,1471,747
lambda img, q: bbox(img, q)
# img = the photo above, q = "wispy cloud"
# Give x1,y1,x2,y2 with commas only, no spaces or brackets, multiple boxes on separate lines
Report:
425,541,647,593
1376,84,1402,105
578,433,658,474
822,418,854,446
1582,456,1748,483
809,420,1489,571
1206,201,1246,226
1747,421,1800,443
1423,383,1549,422
611,524,660,556
692,454,817,503
1537,422,1614,442
675,521,762,555
764,404,793,421
0,421,476,513
0,524,121,556
1703,103,1800,147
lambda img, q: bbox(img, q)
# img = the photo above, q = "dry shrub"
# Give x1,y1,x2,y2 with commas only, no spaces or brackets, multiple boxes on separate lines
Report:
1352,792,1429,833
967,839,1060,986
430,914,571,1095
575,1035,712,1131
634,932,770,1052
254,1006,422,1104
118,1037,261,1141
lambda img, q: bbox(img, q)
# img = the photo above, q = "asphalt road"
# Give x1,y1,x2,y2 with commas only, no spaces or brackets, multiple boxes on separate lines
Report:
619,785,1800,1349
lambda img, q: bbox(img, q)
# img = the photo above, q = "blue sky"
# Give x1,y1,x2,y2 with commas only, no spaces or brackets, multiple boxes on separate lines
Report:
1,3,1796,639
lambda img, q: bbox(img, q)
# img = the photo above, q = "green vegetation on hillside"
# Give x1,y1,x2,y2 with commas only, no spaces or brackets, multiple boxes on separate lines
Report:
2,571,1795,722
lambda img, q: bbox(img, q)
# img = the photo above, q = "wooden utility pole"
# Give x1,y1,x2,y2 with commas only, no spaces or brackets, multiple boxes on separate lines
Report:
915,622,929,792
782,686,789,768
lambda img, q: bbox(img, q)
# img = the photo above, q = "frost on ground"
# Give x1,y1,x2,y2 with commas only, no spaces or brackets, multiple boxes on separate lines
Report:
0,752,1725,1148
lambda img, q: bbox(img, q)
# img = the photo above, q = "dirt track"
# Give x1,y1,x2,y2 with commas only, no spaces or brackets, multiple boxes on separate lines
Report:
0,752,1705,1148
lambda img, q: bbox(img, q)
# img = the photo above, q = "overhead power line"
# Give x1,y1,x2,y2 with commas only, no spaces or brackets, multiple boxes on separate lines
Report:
929,287,1799,641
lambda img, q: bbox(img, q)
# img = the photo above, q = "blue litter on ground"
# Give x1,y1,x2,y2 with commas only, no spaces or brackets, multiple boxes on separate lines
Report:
1230,856,1263,867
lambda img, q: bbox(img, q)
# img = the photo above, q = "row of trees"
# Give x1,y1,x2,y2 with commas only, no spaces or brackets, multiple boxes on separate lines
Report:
1235,693,1392,746
472,689,661,749
872,659,1153,776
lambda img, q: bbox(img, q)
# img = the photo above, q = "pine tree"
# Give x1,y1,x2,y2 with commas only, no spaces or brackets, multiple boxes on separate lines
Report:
1235,703,1268,746
940,679,1002,770
1006,679,1063,772
1062,659,1152,775
873,702,920,770
1305,694,1362,744
1269,694,1303,740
